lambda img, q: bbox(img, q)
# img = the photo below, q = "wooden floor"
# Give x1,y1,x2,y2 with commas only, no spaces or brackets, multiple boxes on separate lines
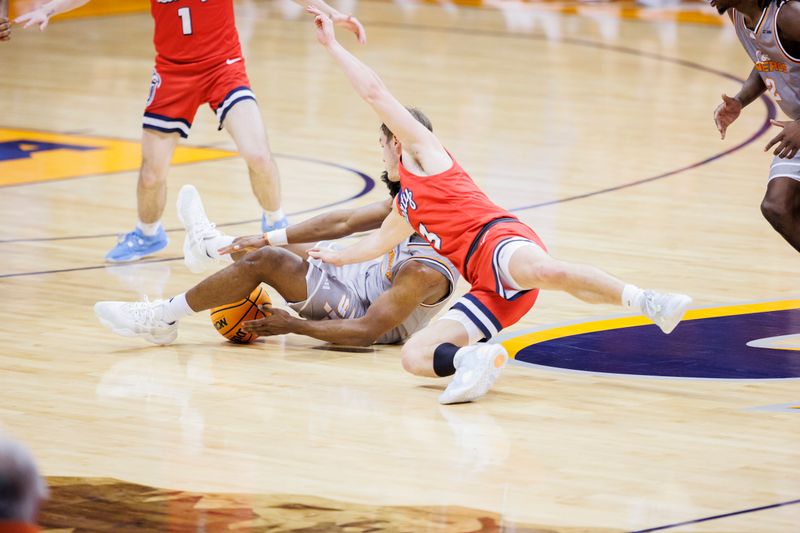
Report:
1,1,799,531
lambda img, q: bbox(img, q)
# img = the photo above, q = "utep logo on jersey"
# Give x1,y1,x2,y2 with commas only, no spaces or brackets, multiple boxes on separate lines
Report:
398,188,417,220
756,60,787,73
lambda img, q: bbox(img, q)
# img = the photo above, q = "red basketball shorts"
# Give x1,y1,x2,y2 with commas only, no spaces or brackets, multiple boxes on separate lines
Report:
443,221,547,343
142,56,256,138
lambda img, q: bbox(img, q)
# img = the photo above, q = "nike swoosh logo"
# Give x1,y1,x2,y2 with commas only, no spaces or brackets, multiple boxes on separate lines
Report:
226,58,242,65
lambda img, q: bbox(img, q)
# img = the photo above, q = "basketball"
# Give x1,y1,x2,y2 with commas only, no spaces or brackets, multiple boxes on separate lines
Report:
209,286,272,344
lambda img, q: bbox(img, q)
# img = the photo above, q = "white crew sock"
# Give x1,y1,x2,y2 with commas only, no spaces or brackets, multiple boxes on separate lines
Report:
136,220,162,237
264,208,285,224
162,292,195,323
621,284,645,311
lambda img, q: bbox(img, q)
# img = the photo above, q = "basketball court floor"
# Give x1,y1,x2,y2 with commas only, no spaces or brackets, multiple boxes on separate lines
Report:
1,0,799,530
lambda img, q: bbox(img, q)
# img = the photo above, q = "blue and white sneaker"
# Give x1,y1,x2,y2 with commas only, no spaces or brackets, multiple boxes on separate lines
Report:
105,226,169,263
261,213,289,233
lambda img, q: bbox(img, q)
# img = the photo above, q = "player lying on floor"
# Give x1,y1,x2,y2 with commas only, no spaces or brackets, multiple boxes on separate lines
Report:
94,179,459,347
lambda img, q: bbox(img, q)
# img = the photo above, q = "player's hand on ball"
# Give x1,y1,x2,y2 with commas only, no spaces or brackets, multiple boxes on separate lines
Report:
307,247,344,265
332,12,366,44
765,119,800,159
307,6,336,46
218,234,268,256
242,307,294,336
714,94,742,140
15,8,51,31
0,18,11,41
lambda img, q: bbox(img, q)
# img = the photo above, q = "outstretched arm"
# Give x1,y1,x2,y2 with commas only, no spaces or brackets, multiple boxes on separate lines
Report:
307,203,414,266
219,199,393,255
15,0,90,30
242,261,449,346
308,7,452,174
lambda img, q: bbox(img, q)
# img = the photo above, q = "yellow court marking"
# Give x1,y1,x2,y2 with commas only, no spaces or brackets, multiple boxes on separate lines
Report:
0,128,236,186
502,299,800,358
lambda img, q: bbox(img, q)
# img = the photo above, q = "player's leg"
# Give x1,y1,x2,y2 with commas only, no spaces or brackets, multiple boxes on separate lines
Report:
503,239,691,333
221,98,287,232
402,294,510,405
94,246,309,344
105,130,179,262
760,176,800,253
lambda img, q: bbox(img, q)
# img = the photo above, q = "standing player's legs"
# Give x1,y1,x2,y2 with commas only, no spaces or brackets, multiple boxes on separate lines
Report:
760,176,800,253
105,129,179,262
223,99,286,231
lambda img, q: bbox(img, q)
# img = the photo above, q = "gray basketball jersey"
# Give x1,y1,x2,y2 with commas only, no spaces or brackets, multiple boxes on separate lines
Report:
733,3,800,119
287,235,459,344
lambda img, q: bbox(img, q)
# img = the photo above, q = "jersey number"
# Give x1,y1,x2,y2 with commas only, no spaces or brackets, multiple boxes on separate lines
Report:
178,7,193,36
418,222,442,250
765,77,782,102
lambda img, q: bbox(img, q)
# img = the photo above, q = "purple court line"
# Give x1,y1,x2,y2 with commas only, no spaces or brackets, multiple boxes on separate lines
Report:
0,154,375,244
630,498,800,532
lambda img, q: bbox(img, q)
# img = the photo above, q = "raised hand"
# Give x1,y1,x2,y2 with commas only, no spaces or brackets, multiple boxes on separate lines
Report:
765,119,800,159
714,94,742,140
15,7,52,31
307,6,336,46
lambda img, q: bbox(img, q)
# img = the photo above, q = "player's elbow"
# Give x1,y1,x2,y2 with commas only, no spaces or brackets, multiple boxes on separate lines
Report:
362,81,389,105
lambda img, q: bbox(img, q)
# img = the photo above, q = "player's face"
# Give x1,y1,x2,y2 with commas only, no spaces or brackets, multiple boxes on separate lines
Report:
379,131,401,181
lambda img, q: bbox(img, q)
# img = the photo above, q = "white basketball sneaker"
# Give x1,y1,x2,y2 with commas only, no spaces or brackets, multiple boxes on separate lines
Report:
641,290,692,334
94,299,178,345
438,344,508,405
177,184,227,274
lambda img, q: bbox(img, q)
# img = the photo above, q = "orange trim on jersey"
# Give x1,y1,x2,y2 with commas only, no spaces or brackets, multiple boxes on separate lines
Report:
774,2,800,63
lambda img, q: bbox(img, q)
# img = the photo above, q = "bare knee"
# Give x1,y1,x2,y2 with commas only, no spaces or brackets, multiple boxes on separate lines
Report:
761,197,790,230
242,149,273,173
139,161,165,190
400,341,432,376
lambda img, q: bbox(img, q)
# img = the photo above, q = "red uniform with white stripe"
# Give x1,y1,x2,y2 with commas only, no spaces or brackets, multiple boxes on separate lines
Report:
143,0,255,138
396,152,547,340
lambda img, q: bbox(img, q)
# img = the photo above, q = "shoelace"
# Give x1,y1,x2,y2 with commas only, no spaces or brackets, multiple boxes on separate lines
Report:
127,297,163,327
116,231,146,246
640,291,663,317
187,210,219,242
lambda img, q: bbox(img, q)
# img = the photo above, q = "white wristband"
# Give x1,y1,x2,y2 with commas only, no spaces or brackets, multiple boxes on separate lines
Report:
266,228,288,246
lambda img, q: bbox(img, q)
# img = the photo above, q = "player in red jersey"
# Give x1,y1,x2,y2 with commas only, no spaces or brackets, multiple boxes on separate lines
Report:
15,0,366,263
304,7,692,404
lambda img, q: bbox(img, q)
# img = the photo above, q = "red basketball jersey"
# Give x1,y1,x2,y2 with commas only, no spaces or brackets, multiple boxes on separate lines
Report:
151,0,242,64
396,152,519,279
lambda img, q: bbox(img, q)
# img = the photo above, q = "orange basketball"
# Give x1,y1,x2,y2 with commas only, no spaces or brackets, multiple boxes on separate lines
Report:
209,286,272,344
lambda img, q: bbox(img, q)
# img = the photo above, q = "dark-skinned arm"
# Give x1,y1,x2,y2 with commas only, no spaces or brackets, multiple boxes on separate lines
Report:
242,261,450,346
734,67,767,107
764,2,800,158
219,198,393,255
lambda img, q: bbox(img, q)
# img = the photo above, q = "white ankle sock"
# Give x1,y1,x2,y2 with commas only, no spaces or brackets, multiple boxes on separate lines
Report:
163,293,195,323
265,208,285,224
621,284,644,311
137,220,162,237
207,235,235,260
